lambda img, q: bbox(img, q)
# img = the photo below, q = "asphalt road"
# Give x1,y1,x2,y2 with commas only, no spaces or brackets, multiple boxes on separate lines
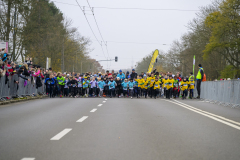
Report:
0,97,240,160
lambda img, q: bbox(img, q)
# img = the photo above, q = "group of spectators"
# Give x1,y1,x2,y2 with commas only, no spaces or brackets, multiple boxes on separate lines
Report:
0,49,47,97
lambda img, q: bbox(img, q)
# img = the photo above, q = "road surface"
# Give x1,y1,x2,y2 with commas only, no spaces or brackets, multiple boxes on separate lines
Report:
0,98,240,160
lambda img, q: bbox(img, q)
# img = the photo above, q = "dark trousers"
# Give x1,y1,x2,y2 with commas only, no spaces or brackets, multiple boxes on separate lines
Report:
197,80,201,97
189,89,194,98
48,85,54,97
60,85,64,95
183,90,188,98
143,88,147,98
154,89,159,98
82,88,86,96
64,88,69,97
134,87,139,97
123,90,128,96
166,88,173,99
72,87,77,96
173,88,178,98
150,87,154,98
109,88,115,97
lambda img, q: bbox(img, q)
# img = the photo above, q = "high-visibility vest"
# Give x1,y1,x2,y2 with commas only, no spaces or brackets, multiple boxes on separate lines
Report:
189,75,194,80
196,68,204,80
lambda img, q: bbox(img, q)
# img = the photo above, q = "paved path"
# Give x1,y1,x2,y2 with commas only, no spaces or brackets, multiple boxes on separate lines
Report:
0,98,240,160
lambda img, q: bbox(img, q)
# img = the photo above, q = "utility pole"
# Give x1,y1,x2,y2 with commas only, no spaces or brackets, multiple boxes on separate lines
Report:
62,38,64,72
12,4,17,61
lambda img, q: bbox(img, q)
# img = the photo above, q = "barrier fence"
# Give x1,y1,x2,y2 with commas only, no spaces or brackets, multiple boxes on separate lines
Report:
200,80,240,108
0,75,45,100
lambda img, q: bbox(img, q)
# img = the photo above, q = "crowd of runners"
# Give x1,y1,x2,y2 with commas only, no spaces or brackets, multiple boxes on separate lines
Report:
45,69,196,100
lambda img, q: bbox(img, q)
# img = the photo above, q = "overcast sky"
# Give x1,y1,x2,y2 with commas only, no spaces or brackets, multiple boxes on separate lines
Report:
52,0,213,71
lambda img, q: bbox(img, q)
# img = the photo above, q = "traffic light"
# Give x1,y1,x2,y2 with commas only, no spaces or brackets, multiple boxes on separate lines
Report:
115,56,118,62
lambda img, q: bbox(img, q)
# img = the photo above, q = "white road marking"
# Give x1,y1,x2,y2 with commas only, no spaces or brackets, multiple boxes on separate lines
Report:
172,99,240,126
103,101,106,103
165,100,240,130
76,116,88,122
105,99,107,100
90,109,97,112
50,128,72,140
98,104,103,107
21,158,35,160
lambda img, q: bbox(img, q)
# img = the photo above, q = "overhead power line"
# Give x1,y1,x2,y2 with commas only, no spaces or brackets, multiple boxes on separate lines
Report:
92,40,168,45
75,0,106,58
86,0,109,57
52,1,199,12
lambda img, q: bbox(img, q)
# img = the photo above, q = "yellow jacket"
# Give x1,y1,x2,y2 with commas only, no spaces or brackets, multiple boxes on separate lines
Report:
153,81,161,89
137,78,145,88
167,79,174,90
181,81,189,91
148,77,155,87
189,81,195,89
162,79,168,88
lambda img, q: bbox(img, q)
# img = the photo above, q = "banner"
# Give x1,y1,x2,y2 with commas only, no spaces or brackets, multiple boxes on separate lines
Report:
147,49,159,73
193,55,195,75
0,42,8,53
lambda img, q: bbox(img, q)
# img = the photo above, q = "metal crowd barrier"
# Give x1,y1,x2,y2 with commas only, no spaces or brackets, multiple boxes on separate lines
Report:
0,74,45,100
200,80,240,108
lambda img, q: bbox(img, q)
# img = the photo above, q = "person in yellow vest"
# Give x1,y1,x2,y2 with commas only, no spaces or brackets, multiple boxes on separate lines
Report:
148,73,155,98
153,77,161,99
137,75,145,98
143,77,148,98
188,77,195,99
196,64,204,99
166,75,174,99
162,75,168,98
181,77,189,100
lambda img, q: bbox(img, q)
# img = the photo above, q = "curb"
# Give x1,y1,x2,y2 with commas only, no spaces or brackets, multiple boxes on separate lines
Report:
0,95,48,105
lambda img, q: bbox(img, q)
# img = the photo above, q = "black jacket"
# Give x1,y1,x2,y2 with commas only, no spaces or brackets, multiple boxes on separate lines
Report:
130,72,138,79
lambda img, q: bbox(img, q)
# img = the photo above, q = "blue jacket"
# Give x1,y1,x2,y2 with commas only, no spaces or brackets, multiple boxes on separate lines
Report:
128,81,134,89
108,81,116,89
121,82,128,90
117,73,126,81
83,80,88,89
98,81,106,89
45,78,55,85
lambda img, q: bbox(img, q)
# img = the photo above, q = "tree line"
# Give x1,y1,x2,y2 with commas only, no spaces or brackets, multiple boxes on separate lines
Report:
0,0,103,73
136,0,240,80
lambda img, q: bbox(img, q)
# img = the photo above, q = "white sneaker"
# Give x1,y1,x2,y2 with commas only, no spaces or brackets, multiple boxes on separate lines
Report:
131,97,133,99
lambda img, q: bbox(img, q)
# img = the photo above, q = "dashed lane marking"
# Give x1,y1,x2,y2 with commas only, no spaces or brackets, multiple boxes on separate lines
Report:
21,158,35,160
90,109,97,112
103,101,106,103
98,104,103,107
76,116,88,122
50,128,72,140
105,99,107,100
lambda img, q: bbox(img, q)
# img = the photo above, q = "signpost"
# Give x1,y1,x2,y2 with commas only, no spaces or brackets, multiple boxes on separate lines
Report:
0,42,8,53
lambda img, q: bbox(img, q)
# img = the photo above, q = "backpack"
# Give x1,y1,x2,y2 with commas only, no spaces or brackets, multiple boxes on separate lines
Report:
202,74,206,82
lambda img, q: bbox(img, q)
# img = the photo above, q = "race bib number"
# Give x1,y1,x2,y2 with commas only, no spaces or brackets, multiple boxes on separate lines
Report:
123,87,127,90
183,84,188,86
47,81,51,84
145,85,148,88
59,80,63,83
155,84,158,87
130,87,133,89
151,79,154,82
191,83,194,85
168,83,172,86
73,84,76,87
